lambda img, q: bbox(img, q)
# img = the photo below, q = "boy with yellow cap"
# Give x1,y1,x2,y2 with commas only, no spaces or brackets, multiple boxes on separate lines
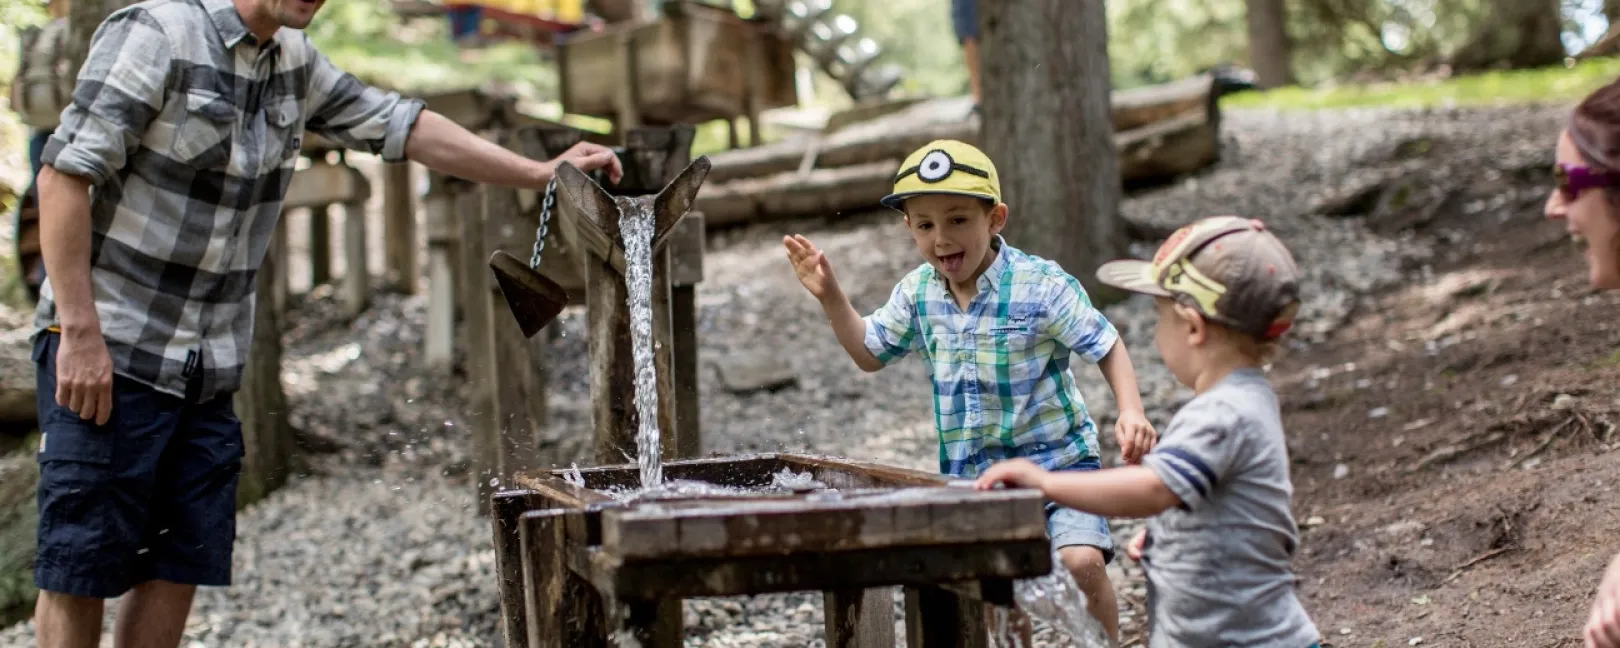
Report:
783,140,1158,641
975,216,1322,647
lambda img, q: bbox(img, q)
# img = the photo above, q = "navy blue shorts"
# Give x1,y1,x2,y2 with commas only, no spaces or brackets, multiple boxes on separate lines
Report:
951,0,979,43
32,331,243,599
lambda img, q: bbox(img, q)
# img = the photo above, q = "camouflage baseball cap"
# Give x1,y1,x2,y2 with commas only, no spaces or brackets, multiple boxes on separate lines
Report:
1096,216,1302,340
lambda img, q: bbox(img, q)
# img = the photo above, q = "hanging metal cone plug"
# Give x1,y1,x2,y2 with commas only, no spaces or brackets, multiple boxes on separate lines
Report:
488,250,570,338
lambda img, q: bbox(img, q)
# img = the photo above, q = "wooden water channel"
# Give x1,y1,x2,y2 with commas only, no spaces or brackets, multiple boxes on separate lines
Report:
491,454,1055,648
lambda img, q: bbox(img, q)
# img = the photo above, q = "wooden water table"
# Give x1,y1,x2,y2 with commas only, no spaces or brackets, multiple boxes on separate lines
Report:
490,453,1056,647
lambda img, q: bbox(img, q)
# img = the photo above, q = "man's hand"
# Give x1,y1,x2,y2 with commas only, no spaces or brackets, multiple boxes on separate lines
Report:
1114,410,1158,464
548,141,623,185
55,330,114,426
1126,528,1148,562
974,458,1049,492
783,234,842,301
1587,555,1620,647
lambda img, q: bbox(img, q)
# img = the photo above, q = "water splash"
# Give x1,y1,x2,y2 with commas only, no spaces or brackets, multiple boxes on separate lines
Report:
619,210,662,489
994,550,1114,647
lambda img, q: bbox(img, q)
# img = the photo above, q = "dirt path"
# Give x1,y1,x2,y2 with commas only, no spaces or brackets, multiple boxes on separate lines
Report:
1266,147,1619,647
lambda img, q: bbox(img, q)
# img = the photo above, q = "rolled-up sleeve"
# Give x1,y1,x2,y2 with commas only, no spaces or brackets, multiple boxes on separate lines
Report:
1042,273,1119,364
302,43,424,163
41,7,172,186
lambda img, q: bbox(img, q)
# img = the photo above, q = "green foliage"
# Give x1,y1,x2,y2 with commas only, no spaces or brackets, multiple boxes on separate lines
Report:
1220,55,1620,110
827,0,966,100
305,4,555,98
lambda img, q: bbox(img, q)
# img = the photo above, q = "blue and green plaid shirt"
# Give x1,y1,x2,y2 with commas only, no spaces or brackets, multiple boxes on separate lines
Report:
864,236,1120,478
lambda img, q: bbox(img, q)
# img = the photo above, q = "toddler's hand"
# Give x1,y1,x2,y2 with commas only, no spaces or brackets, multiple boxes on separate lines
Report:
1114,410,1158,465
973,458,1048,492
783,234,840,301
1126,528,1148,562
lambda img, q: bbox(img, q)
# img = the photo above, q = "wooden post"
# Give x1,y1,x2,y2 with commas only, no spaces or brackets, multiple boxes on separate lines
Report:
904,585,988,648
235,241,292,509
520,509,609,648
457,172,500,516
341,169,373,317
272,212,290,316
609,598,682,648
492,489,542,647
423,172,458,371
666,212,704,459
825,587,897,648
480,130,551,494
309,204,332,287
383,161,419,294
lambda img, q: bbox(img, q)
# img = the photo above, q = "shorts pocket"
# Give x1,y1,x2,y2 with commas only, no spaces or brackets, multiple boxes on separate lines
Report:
172,90,235,170
37,413,114,465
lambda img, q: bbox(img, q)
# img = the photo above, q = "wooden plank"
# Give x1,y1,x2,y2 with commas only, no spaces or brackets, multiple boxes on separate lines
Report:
493,489,543,647
592,538,1053,599
285,159,369,210
234,244,291,509
608,599,682,648
777,453,952,489
459,178,500,516
272,211,290,315
309,204,333,286
382,161,418,294
667,211,702,459
481,173,552,496
905,585,988,648
341,198,370,318
520,509,611,648
423,174,458,371
825,587,897,648
599,488,1047,560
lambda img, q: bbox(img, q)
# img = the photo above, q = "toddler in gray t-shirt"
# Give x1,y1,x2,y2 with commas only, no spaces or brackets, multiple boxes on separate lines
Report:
975,216,1321,647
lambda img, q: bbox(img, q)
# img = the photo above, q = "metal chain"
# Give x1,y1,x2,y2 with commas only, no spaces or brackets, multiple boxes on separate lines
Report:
528,176,558,269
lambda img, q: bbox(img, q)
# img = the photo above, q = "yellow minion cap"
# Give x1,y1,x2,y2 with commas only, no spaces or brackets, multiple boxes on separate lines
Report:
879,139,1002,210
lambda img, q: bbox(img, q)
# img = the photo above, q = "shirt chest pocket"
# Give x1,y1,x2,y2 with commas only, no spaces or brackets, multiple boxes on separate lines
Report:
262,97,302,169
986,304,1045,351
173,90,236,170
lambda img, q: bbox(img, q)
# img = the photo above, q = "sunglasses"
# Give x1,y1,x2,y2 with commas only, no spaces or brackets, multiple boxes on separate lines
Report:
1555,162,1620,201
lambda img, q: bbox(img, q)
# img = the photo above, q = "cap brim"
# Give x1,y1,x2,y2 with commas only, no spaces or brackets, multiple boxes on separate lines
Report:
1096,260,1171,297
879,190,997,210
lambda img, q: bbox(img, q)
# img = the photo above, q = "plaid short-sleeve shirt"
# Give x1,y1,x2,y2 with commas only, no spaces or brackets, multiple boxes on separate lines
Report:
863,236,1121,478
35,0,425,402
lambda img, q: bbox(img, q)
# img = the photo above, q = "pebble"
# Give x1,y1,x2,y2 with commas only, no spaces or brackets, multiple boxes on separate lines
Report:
0,101,1570,647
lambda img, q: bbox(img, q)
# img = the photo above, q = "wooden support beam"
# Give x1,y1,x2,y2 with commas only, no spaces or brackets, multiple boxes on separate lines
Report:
285,157,370,209
904,585,988,648
342,196,371,318
383,161,419,294
458,172,500,516
608,598,682,648
492,489,543,648
272,212,290,316
309,204,332,287
667,212,704,459
423,173,458,371
235,243,292,509
520,509,610,648
825,587,897,648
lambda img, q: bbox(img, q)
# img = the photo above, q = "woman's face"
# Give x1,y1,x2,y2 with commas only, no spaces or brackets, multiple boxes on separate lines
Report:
1547,130,1620,290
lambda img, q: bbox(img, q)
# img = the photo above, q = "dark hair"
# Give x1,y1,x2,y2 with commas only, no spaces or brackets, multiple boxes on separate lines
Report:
1571,78,1620,175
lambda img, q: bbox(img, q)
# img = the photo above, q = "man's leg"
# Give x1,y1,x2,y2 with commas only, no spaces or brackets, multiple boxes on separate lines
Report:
116,388,244,648
31,332,180,647
952,0,982,106
1047,505,1122,643
33,591,103,648
112,581,195,648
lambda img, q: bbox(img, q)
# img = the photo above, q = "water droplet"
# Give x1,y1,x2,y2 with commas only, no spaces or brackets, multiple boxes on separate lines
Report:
489,477,500,487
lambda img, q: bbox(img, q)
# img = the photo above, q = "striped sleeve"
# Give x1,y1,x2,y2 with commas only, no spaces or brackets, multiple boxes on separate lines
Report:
40,7,172,186
302,41,425,163
1042,272,1119,363
1142,399,1243,511
863,272,923,365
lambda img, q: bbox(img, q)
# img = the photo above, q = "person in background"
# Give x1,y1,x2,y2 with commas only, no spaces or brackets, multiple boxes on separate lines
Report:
951,0,981,116
7,0,72,302
1544,76,1620,648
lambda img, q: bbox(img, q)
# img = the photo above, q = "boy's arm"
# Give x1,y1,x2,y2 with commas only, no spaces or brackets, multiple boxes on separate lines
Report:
1035,465,1182,518
1097,339,1146,415
1043,274,1157,460
817,286,885,372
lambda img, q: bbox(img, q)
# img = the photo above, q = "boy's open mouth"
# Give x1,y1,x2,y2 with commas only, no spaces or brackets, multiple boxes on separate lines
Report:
939,252,965,273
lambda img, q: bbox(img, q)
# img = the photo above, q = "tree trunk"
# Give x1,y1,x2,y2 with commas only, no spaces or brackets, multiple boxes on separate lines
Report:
978,0,1126,303
1449,0,1567,72
1606,0,1620,24
1245,0,1296,88
66,0,138,82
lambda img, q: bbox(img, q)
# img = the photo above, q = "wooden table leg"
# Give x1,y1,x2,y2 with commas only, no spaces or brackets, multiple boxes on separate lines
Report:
610,598,682,647
492,490,540,647
825,586,897,648
905,585,988,648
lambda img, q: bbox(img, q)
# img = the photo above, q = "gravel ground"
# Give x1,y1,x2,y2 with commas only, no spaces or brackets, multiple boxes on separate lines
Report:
0,100,1569,647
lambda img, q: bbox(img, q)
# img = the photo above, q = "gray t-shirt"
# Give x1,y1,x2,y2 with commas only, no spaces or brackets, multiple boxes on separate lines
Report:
1139,368,1320,648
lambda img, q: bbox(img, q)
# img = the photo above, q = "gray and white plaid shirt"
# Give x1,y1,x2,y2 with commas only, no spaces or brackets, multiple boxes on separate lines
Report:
36,0,425,402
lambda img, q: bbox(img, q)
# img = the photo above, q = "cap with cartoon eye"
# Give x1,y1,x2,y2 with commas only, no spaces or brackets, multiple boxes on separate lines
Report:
918,149,953,182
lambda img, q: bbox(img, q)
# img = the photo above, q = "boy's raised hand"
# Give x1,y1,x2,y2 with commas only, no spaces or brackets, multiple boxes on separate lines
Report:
783,234,840,300
1114,410,1158,465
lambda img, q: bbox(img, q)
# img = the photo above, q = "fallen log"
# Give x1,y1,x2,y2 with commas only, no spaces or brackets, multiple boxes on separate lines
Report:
704,74,1217,185
695,103,1219,228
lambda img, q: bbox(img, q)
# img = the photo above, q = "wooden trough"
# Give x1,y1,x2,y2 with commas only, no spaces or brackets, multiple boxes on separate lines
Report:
491,453,1056,647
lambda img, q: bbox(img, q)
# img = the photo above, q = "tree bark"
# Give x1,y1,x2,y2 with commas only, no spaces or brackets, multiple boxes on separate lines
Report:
1245,0,1296,88
978,0,1126,303
1449,0,1567,72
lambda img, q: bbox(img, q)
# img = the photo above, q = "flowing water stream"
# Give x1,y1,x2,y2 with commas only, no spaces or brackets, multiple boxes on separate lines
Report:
620,211,663,489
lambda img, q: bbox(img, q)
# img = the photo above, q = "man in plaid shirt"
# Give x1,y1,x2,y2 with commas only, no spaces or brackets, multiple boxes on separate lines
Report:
784,140,1158,642
28,0,622,644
